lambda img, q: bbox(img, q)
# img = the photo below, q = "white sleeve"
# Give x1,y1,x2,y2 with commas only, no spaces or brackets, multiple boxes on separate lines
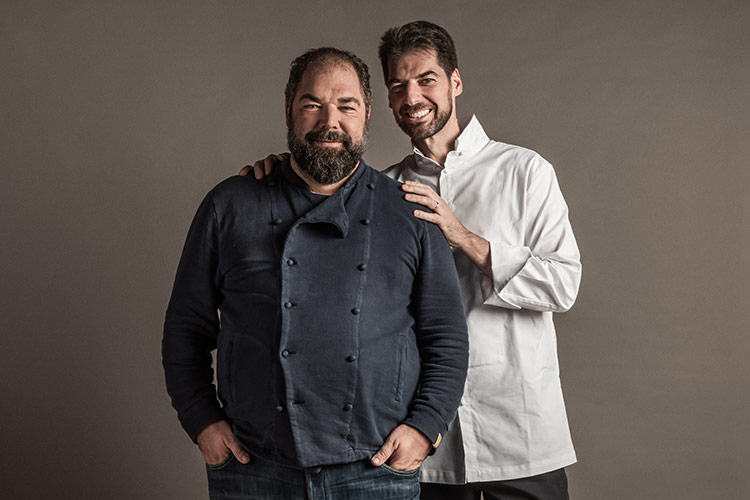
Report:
480,161,581,312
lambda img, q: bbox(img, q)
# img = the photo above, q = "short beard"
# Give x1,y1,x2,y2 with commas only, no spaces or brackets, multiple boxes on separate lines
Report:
287,125,367,185
397,97,452,141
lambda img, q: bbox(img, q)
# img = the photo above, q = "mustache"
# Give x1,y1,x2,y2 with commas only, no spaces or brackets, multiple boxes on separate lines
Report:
305,128,351,144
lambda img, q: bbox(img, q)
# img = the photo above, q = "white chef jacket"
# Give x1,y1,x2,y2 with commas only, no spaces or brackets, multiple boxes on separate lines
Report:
385,116,581,483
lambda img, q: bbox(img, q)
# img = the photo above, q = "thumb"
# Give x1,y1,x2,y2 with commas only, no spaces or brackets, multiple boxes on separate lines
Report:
371,438,395,466
224,433,251,464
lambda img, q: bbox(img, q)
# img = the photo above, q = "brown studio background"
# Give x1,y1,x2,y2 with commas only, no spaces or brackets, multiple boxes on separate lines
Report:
2,1,749,498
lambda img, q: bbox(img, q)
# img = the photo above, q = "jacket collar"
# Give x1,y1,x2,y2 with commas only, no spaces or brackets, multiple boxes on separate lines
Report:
411,115,491,171
280,157,370,238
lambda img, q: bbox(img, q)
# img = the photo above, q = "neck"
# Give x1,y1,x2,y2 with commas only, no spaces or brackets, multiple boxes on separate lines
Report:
413,116,462,166
289,157,360,196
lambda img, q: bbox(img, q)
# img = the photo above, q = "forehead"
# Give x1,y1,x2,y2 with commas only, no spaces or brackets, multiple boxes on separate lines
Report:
296,62,363,101
388,49,445,79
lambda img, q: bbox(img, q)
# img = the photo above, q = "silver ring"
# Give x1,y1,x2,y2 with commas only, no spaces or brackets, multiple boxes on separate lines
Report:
434,200,440,210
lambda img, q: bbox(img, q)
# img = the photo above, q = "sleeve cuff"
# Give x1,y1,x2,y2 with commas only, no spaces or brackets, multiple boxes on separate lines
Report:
402,404,448,452
179,400,226,443
481,240,532,306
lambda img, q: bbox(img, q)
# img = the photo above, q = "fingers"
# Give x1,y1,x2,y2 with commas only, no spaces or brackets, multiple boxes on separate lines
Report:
241,153,287,180
370,438,395,466
372,424,430,471
255,153,288,180
225,433,251,464
413,210,440,223
387,451,417,471
199,440,231,466
251,157,269,180
403,193,440,211
240,160,264,179
401,180,436,196
197,420,250,465
262,154,278,177
268,153,290,174
402,182,443,212
201,446,229,465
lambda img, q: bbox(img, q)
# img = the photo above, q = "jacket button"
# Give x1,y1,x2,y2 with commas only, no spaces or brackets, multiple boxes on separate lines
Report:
351,307,360,315
282,349,290,358
361,218,370,225
287,258,296,266
346,354,357,362
272,218,283,225
275,405,284,413
268,180,277,187
343,403,353,411
357,263,366,271
284,301,294,309
367,183,375,190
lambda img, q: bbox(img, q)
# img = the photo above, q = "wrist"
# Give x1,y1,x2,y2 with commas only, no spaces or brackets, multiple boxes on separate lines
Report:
451,228,478,251
455,232,492,277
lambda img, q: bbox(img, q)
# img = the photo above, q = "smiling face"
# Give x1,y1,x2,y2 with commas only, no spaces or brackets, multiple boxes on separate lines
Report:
386,49,462,142
286,62,369,184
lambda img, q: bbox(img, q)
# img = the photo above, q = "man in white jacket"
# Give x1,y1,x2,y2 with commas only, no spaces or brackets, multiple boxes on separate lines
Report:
245,20,581,500
378,21,580,500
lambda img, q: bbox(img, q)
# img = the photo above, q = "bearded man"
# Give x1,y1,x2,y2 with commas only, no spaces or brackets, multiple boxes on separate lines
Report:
244,20,582,499
162,47,469,500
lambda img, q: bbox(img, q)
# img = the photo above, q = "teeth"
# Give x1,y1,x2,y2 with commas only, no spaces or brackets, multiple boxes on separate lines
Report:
407,109,430,119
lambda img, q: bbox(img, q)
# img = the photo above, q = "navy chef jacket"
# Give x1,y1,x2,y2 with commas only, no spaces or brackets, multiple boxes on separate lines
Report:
163,159,469,469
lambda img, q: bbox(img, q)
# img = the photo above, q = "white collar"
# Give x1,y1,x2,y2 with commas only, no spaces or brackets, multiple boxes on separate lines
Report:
411,115,491,170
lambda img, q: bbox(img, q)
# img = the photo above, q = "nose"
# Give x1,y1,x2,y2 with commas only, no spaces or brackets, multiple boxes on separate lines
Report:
320,103,341,129
404,81,421,106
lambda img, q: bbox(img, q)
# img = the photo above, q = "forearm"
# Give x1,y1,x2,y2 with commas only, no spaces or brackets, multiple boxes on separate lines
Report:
404,333,468,446
163,192,224,441
484,242,581,312
406,224,469,443
163,312,225,441
453,229,492,277
483,161,582,311
456,226,580,312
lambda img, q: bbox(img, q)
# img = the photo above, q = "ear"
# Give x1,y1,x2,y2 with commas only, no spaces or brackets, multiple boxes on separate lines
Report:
451,68,463,98
285,100,291,127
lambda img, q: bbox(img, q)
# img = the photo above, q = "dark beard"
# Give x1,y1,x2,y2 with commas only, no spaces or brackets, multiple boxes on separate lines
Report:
397,100,452,141
287,126,367,185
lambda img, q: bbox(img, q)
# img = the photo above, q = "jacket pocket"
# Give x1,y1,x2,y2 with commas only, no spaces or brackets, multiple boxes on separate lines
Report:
394,332,406,402
466,309,505,367
217,336,235,404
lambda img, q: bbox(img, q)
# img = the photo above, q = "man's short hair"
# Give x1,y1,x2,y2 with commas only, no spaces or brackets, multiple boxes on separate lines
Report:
378,20,458,83
285,47,372,114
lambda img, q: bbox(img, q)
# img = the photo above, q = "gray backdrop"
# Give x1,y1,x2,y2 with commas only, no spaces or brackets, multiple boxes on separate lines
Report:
2,1,749,498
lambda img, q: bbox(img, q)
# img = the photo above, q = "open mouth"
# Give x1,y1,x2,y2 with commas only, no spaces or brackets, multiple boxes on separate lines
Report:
403,107,432,122
314,140,343,147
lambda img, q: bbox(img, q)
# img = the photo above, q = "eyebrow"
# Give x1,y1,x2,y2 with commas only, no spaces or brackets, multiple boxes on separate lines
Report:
388,70,439,85
298,93,361,106
299,93,322,103
337,97,361,106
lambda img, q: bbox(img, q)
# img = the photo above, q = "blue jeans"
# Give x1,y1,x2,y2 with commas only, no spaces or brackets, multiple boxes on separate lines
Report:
206,454,420,500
